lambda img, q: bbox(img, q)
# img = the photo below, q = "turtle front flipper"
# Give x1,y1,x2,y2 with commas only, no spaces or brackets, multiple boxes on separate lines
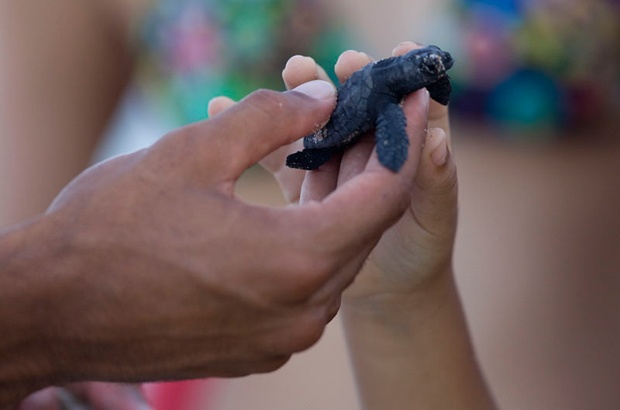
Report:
426,76,452,106
286,147,334,170
375,102,408,172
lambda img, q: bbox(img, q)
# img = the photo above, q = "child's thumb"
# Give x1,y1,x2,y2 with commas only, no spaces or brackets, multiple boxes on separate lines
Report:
413,128,459,237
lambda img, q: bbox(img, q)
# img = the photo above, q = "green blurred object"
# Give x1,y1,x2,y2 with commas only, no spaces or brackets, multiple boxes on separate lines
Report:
135,0,350,126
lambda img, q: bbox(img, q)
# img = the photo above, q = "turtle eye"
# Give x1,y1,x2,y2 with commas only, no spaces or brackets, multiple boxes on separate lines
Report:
426,63,438,74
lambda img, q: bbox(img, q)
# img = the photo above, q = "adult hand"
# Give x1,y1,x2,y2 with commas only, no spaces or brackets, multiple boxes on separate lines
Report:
7,80,423,401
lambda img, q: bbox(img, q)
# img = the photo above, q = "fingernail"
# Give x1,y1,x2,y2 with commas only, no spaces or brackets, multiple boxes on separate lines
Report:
283,55,314,72
428,129,448,166
392,41,424,56
293,80,336,100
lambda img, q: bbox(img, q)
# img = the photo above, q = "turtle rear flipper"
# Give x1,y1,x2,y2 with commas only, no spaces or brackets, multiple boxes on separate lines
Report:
375,103,408,172
286,147,334,170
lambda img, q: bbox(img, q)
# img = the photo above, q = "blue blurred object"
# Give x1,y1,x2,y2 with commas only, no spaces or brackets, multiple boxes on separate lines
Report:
460,0,523,17
445,0,620,137
487,69,563,132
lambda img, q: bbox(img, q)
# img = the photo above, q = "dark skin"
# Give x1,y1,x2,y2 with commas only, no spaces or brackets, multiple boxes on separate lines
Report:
0,0,428,405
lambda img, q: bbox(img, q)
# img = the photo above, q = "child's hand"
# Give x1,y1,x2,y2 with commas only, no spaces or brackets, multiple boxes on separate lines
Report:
284,42,457,302
242,46,490,410
346,43,457,297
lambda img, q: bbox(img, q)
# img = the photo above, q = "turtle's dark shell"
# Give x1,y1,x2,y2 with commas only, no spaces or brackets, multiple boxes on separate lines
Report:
286,45,454,172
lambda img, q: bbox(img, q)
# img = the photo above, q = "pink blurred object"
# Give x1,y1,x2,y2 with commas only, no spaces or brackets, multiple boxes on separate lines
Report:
144,380,214,410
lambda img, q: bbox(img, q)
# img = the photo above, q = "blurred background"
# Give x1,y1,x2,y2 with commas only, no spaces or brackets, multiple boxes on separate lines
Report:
102,0,620,156
2,0,619,408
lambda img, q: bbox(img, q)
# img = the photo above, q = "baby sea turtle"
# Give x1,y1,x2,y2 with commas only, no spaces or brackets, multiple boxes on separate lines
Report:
286,45,454,172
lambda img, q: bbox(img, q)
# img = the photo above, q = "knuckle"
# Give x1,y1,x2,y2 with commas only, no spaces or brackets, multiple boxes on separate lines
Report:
147,123,217,175
254,355,292,374
288,312,327,352
244,89,289,119
432,160,459,197
326,296,342,322
243,88,318,139
262,310,327,356
246,87,281,103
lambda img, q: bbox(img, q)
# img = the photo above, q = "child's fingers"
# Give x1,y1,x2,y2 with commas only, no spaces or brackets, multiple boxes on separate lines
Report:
299,155,341,204
425,128,450,168
312,90,429,240
337,134,376,186
418,128,456,192
391,41,422,56
282,55,332,90
333,43,417,85
270,55,336,204
413,127,458,239
334,50,373,83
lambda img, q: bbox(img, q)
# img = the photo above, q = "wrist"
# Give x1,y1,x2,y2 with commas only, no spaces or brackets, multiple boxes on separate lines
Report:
0,214,77,404
341,267,496,409
342,265,456,323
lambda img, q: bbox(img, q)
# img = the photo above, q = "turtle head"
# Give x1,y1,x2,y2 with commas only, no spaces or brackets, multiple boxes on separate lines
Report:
373,45,454,99
386,46,454,97
416,45,454,79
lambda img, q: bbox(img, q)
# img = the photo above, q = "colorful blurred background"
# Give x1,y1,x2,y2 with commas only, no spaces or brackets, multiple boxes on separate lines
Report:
446,0,619,138
135,0,349,124
119,0,620,136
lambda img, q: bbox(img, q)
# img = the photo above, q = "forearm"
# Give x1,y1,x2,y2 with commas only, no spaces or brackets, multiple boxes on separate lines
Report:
0,216,69,406
341,267,496,410
0,1,136,225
